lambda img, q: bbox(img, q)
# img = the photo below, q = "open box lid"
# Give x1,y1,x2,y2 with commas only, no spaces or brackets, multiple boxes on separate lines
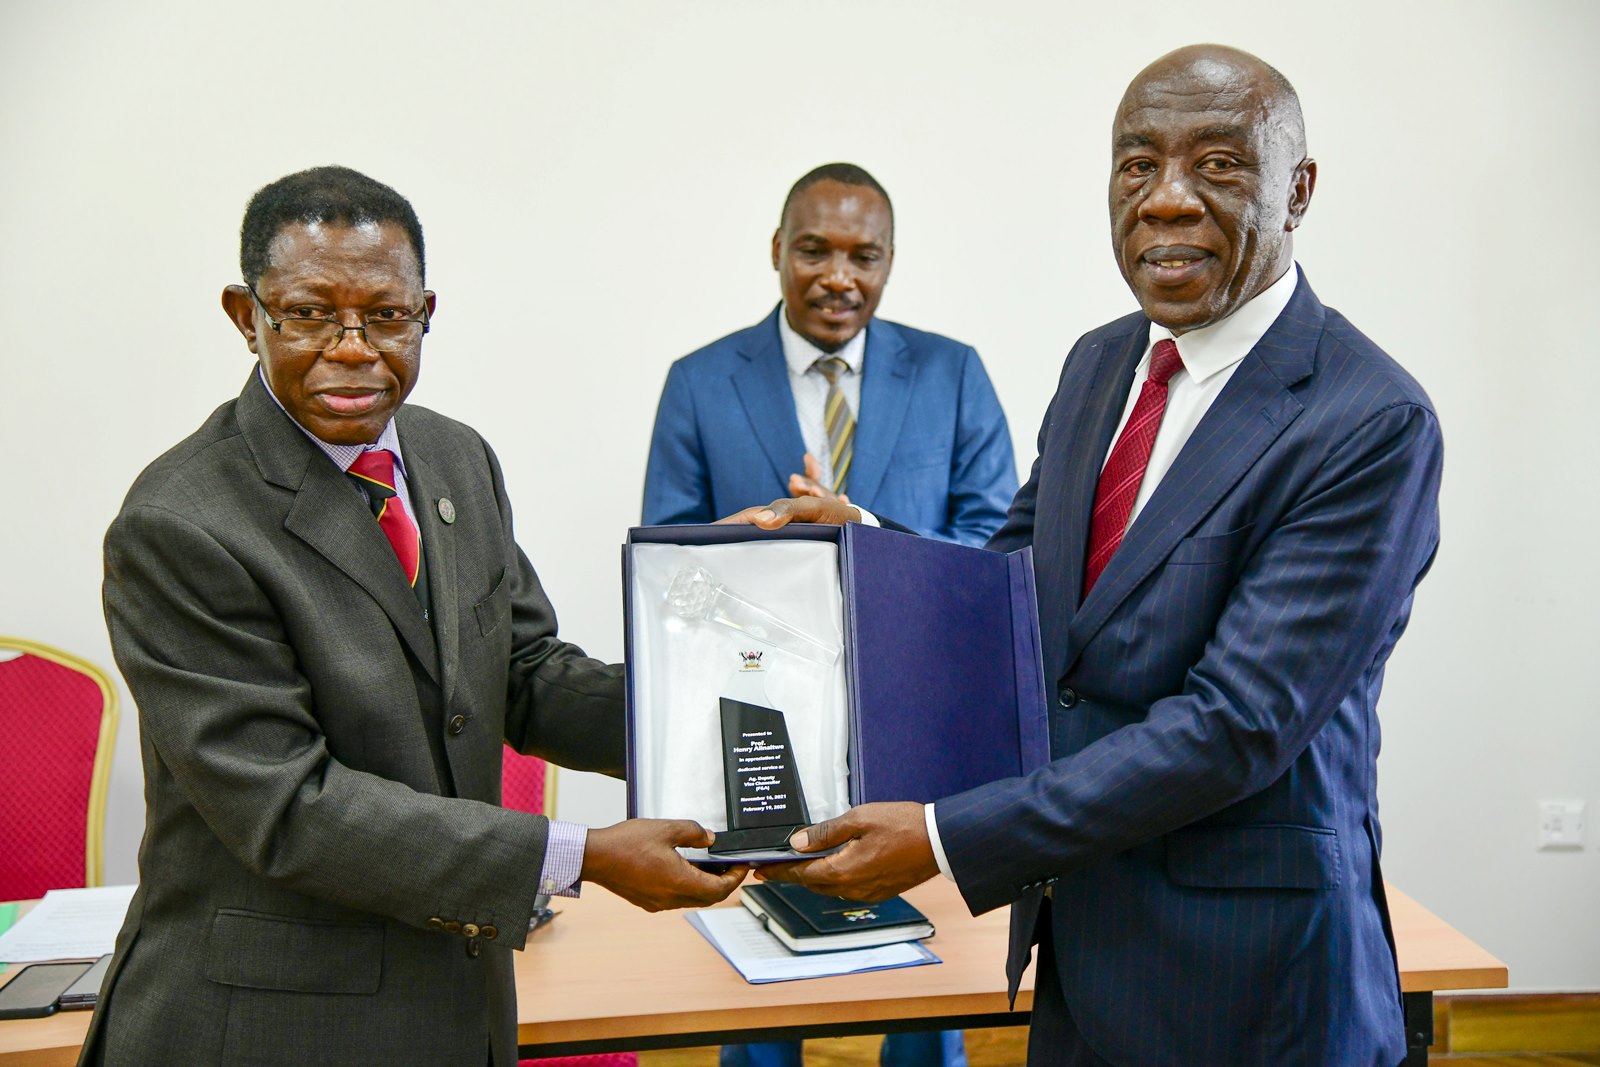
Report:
841,522,1050,804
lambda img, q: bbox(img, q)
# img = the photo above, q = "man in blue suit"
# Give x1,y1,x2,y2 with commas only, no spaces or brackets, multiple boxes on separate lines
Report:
643,163,1016,547
646,164,1013,1067
739,47,1442,1066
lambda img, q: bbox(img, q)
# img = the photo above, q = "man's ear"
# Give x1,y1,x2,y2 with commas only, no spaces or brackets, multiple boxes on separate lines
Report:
771,228,782,271
1286,158,1317,231
221,285,260,353
423,290,437,319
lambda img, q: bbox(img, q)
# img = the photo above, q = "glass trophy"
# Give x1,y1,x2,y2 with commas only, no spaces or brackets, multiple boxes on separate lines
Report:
666,567,841,854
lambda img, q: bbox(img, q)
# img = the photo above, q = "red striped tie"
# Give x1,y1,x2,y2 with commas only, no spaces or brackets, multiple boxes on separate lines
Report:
1082,339,1184,598
348,449,421,587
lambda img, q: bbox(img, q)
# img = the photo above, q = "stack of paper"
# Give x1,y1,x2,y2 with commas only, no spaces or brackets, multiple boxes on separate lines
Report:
686,906,938,984
0,885,136,963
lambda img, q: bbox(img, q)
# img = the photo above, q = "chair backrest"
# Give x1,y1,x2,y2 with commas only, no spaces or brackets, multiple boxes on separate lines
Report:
501,746,554,817
0,637,119,898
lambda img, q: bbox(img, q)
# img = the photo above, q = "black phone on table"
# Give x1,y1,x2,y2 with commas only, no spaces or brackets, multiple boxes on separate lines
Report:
58,954,112,1010
0,960,92,1020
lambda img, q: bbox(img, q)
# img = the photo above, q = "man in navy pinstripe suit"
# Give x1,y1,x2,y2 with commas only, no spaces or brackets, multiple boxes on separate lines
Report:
735,45,1441,1065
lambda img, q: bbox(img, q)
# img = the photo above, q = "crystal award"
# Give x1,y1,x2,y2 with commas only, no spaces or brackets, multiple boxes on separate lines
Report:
666,566,840,854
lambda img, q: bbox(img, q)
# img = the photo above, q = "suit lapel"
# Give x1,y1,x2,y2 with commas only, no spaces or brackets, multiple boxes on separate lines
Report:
238,375,442,684
1066,280,1324,660
404,444,459,707
730,308,809,489
1057,327,1149,610
849,321,914,511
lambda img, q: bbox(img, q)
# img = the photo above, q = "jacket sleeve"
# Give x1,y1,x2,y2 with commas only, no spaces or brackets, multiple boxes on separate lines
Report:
941,399,1444,914
642,359,715,525
943,347,1018,547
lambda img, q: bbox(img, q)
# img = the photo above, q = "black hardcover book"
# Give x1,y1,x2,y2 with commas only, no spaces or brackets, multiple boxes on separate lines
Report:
740,883,934,953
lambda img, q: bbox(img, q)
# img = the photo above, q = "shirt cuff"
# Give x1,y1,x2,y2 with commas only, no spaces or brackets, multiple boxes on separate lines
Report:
853,506,881,527
538,820,587,899
924,803,955,882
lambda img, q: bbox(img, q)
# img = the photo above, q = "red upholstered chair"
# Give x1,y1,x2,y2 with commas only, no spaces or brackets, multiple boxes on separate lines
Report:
501,745,552,819
503,747,638,1067
0,637,120,899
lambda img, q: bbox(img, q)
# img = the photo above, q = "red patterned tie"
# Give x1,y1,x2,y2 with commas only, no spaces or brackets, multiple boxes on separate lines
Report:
1082,339,1185,597
348,449,421,587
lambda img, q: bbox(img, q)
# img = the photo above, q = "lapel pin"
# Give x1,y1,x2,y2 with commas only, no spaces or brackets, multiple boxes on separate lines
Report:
437,498,456,524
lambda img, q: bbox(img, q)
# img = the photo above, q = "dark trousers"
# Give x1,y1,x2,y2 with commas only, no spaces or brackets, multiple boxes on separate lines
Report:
720,1031,966,1067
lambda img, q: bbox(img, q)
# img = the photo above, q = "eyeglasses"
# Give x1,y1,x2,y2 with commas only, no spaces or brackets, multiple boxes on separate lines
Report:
249,286,431,353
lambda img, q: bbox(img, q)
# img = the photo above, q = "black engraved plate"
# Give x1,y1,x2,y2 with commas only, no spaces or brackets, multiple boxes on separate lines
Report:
708,697,811,855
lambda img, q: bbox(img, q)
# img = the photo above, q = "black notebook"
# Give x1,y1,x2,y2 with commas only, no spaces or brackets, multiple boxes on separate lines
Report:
740,883,934,954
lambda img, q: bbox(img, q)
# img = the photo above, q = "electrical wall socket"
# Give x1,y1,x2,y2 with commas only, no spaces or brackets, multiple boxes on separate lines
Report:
1537,799,1586,850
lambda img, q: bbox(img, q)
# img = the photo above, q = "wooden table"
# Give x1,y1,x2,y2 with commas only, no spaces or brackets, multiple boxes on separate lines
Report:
0,882,1507,1066
514,877,1021,1054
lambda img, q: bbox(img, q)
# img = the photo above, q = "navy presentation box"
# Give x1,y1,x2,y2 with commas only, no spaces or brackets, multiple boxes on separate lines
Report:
623,522,1050,858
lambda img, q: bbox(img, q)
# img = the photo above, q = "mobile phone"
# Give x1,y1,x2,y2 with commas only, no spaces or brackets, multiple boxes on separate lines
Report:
58,954,113,1010
0,960,92,1020
528,893,559,934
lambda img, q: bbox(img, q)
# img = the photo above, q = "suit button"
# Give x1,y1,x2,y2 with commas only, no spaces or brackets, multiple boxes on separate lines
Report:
427,917,445,931
481,925,498,941
466,937,481,958
463,923,480,938
1057,685,1078,708
447,714,468,736
444,920,462,934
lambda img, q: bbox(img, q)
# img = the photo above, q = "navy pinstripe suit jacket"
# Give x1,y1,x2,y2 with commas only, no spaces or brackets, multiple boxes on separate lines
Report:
936,274,1442,1066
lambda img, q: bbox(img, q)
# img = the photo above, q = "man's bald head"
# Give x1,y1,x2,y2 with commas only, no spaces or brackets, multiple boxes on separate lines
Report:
1124,45,1306,161
1109,45,1316,333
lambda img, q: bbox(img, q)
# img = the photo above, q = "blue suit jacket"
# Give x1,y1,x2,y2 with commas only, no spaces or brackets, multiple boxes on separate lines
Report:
643,307,1016,545
937,275,1442,1066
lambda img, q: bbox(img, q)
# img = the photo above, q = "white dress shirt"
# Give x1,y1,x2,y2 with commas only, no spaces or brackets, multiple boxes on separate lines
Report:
922,265,1302,881
1101,264,1300,528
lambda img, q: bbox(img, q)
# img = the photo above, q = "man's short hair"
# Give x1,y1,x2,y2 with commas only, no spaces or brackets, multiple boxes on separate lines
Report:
1262,62,1308,159
780,163,894,241
239,166,426,286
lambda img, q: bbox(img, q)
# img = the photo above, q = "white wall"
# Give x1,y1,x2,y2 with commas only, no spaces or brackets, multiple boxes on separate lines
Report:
3,0,1595,991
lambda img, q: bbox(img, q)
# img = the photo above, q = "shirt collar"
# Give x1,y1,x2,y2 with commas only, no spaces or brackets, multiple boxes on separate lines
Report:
1148,263,1300,385
257,363,408,477
778,304,867,377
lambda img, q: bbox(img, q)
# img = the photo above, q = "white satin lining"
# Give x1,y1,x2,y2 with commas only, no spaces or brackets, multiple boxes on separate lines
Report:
630,541,852,850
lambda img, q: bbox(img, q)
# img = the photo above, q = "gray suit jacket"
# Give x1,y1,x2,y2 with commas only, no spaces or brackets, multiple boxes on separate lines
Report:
82,373,624,1066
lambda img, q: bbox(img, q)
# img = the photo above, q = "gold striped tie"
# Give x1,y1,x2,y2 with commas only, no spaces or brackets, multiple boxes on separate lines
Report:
813,356,856,496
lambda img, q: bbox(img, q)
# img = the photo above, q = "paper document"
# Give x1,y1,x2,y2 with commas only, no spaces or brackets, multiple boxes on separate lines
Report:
686,905,938,984
0,884,136,963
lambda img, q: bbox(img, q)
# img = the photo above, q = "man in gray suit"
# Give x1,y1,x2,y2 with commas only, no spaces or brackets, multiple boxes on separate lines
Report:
84,166,745,1066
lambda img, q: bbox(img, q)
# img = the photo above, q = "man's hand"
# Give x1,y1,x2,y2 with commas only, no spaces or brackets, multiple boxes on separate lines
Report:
754,802,939,902
716,495,860,529
788,452,852,507
581,819,748,911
